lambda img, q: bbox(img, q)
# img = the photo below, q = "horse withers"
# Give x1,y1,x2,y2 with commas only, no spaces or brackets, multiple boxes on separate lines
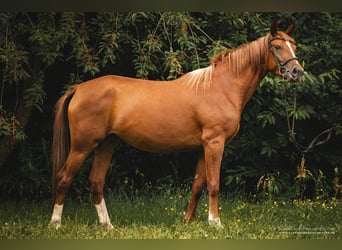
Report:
50,21,304,229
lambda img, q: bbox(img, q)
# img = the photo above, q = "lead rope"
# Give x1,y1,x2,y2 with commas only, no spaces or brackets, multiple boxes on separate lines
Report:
282,82,342,166
283,84,341,154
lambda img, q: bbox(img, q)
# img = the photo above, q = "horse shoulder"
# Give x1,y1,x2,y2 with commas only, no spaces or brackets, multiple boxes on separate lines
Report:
197,95,241,143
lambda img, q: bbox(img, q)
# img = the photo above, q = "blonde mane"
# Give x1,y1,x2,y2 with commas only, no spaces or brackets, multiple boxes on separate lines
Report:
182,35,268,91
182,66,213,91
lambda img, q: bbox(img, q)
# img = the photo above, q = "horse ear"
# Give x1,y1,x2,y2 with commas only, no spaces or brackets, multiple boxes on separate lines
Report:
270,20,278,36
285,23,295,36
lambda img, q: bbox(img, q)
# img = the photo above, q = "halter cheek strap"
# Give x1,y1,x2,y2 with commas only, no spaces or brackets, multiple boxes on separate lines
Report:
268,37,299,75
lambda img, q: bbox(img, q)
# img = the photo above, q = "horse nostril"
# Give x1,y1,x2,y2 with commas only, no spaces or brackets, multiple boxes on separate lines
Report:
292,67,298,75
292,66,304,80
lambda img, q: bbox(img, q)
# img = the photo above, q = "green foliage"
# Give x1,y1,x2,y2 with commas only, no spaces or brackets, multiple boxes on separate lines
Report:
0,138,50,200
257,173,280,200
23,74,46,113
27,13,66,67
0,106,26,141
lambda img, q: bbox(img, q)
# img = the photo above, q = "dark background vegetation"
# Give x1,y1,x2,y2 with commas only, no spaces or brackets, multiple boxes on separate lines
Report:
0,12,341,202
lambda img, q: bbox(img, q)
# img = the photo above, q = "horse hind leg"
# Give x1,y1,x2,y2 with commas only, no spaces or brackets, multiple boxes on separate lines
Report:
184,151,206,222
50,148,90,229
89,135,118,230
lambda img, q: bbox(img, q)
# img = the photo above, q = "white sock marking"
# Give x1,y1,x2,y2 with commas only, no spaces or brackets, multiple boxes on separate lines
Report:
95,199,113,229
50,204,64,229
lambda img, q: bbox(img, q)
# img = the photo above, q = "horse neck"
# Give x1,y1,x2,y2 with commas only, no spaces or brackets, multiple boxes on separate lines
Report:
214,37,269,112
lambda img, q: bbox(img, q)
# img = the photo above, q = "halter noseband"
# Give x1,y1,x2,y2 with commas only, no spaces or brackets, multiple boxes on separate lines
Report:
268,37,299,76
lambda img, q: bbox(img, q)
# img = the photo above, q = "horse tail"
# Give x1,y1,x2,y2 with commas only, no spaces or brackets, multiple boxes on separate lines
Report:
51,85,77,201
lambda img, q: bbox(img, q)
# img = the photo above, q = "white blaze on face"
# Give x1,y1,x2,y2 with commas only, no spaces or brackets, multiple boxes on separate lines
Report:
286,41,297,59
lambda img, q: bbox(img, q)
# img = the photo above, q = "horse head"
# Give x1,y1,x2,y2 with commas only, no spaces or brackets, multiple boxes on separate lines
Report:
267,20,304,82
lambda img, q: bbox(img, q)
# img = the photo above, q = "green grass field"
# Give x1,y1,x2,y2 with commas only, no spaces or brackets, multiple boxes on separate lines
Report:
0,188,341,239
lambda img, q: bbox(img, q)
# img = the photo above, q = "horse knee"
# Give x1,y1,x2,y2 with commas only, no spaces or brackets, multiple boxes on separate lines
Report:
192,180,205,198
207,181,220,197
89,177,102,192
54,176,73,205
56,176,72,193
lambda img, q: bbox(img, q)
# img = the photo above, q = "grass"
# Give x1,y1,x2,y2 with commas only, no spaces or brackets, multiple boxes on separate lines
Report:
0,188,341,239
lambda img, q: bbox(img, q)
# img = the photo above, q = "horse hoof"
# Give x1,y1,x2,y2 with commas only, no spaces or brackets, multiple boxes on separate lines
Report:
49,221,61,230
208,217,224,230
184,216,195,224
100,223,114,230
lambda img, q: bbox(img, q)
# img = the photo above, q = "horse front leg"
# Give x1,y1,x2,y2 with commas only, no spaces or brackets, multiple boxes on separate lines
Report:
203,136,225,229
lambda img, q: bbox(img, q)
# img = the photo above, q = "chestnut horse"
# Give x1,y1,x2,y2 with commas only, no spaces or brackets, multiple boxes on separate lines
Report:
50,21,303,229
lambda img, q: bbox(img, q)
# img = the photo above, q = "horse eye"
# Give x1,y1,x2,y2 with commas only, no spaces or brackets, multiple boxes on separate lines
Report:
274,44,281,50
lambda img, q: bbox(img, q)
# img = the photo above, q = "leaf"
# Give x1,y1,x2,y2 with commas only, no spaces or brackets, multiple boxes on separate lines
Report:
24,78,46,113
260,145,277,158
256,111,276,128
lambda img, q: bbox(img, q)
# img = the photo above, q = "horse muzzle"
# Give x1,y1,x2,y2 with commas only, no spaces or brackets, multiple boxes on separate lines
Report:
281,64,304,82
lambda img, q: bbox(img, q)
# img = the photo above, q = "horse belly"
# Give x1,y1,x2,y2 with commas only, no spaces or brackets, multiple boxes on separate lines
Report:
112,107,202,152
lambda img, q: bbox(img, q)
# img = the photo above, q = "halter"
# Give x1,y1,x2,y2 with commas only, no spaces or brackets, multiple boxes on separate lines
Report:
268,37,299,76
